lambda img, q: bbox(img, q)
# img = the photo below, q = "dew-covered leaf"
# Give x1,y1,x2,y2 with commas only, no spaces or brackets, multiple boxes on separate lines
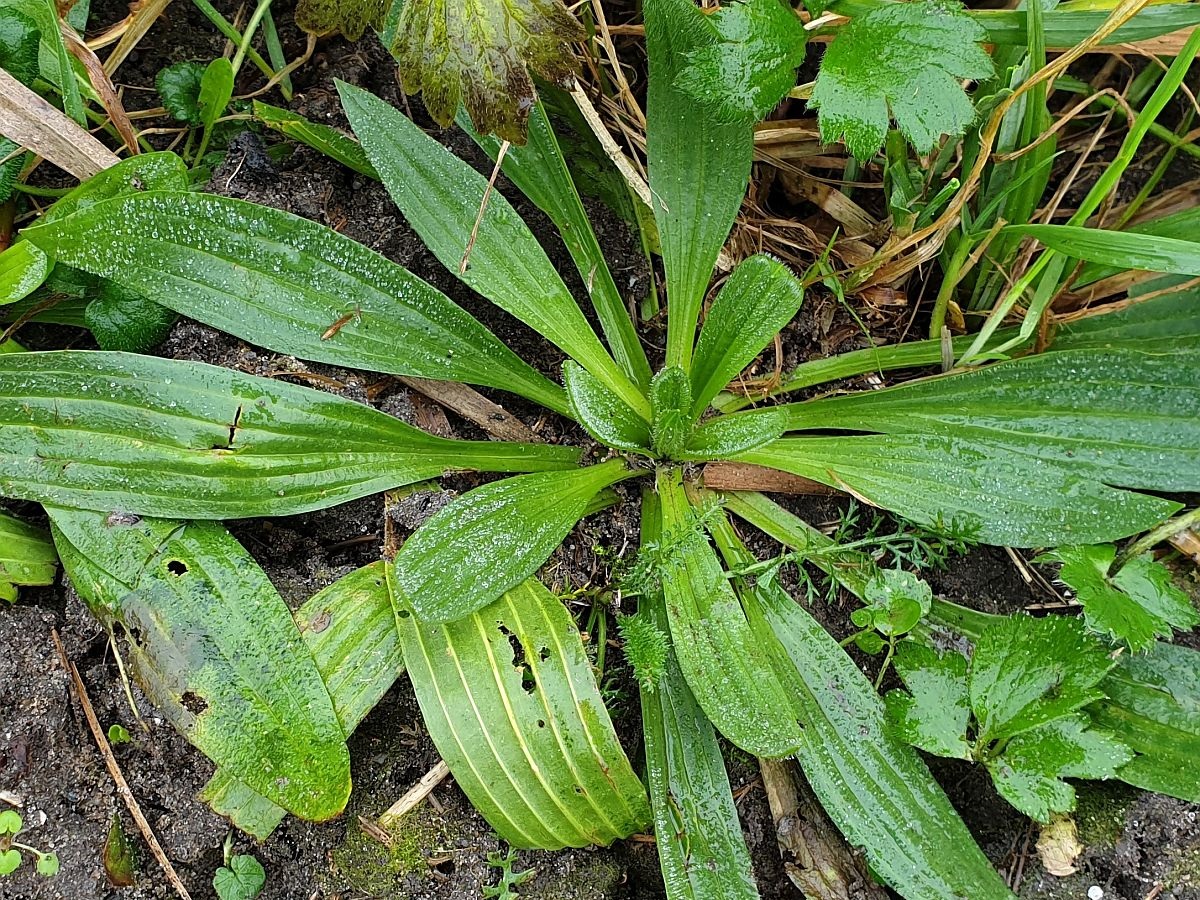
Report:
22,192,567,413
885,643,972,759
295,0,386,40
969,615,1116,743
1039,544,1199,652
690,254,804,416
0,241,50,308
389,0,585,144
650,366,693,458
48,507,351,821
737,434,1178,547
680,0,807,122
391,570,650,848
83,281,176,353
679,408,788,461
563,361,651,453
987,715,1132,822
810,0,992,160
156,61,206,125
396,460,632,623
0,351,579,518
655,471,804,757
0,509,57,602
861,568,931,637
42,152,190,224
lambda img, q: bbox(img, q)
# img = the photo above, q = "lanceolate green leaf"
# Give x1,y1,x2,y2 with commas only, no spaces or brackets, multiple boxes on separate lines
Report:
738,434,1178,547
0,352,580,518
1010,224,1200,277
656,470,804,757
1073,208,1200,287
338,82,649,420
1053,284,1200,352
464,103,651,389
679,408,787,461
690,254,804,416
785,348,1200,492
0,241,50,306
252,100,379,179
0,509,57,601
705,505,1015,900
48,507,351,821
637,492,760,900
21,191,568,415
390,570,650,848
397,460,633,623
646,0,754,371
563,362,651,453
43,152,189,224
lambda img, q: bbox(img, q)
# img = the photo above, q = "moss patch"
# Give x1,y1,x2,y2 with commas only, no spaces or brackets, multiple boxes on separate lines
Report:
1074,782,1137,850
327,805,449,897
1165,842,1200,892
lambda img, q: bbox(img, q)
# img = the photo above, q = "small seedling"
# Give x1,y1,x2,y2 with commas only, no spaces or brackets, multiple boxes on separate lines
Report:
483,848,535,900
213,832,265,900
0,810,59,878
107,724,132,745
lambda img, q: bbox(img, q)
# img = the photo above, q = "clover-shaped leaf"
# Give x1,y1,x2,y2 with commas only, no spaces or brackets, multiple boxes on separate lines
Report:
810,0,993,160
0,810,22,835
0,849,21,875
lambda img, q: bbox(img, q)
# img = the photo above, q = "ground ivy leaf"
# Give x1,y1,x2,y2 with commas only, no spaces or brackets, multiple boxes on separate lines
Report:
156,61,206,125
679,0,807,122
969,615,1116,742
1040,544,1200,652
987,715,1133,822
885,643,972,759
213,854,266,900
390,0,586,144
295,0,386,40
810,0,993,160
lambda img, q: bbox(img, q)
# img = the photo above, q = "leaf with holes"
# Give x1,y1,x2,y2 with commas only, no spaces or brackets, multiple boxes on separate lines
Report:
390,569,650,848
1039,544,1200,652
47,507,351,820
810,0,992,160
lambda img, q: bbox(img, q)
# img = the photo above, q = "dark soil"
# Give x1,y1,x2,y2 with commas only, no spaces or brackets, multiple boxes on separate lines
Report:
3,3,1199,900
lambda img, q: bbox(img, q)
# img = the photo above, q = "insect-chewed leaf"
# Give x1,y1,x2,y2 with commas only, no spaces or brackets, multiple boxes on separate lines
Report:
295,0,386,40
389,0,585,144
390,570,650,848
810,0,992,160
0,509,57,602
680,0,808,122
48,507,351,821
655,470,804,757
885,643,972,760
396,460,633,623
1039,544,1199,652
563,361,651,452
969,615,1116,743
0,351,579,518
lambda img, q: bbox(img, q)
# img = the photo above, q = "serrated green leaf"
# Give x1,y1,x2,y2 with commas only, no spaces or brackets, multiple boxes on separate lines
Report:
390,0,584,144
391,570,650,848
156,61,206,125
969,615,1115,743
339,81,647,418
811,0,992,160
213,854,265,900
251,100,378,178
0,351,580,518
785,348,1200,494
1040,544,1199,652
680,0,807,122
987,715,1132,822
295,0,386,40
679,408,788,461
0,509,57,600
84,281,176,353
562,361,651,453
656,471,804,757
646,0,755,370
22,191,567,414
650,367,693,458
737,434,1179,547
396,460,632,623
0,241,50,306
690,254,805,417
49,507,351,820
636,492,760,900
886,643,973,759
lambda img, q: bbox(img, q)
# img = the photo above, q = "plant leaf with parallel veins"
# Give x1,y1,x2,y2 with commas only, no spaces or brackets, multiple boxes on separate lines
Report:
678,408,788,461
0,509,57,602
1039,544,1199,652
810,0,992,160
390,570,650,848
48,507,351,821
390,0,585,144
0,351,580,519
295,0,386,39
22,190,567,415
396,460,632,623
0,241,50,308
563,361,651,453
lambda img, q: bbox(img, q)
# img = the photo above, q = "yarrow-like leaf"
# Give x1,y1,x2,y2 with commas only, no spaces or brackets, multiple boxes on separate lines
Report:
391,0,586,144
810,0,993,160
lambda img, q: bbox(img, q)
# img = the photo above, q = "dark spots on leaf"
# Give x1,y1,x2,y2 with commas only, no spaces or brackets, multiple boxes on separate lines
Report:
498,623,536,695
165,560,188,576
573,784,585,795
538,647,550,662
180,691,207,714
397,609,411,619
309,611,332,634
537,719,545,729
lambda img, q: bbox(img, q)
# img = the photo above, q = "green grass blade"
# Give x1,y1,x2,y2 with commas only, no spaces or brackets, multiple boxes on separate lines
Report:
390,570,650,849
646,0,754,371
0,351,580,518
1074,208,1200,286
1009,223,1200,276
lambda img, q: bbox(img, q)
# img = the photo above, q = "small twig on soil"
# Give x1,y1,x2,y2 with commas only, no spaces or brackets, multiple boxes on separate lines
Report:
702,462,838,496
377,760,451,830
397,377,540,443
460,141,510,275
51,629,194,900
